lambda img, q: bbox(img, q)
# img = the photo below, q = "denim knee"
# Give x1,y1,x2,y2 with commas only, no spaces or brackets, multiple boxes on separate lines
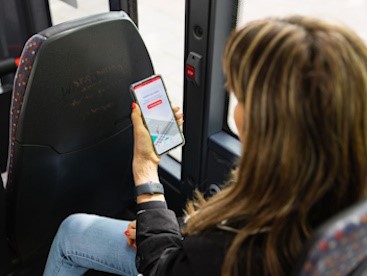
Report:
54,213,89,249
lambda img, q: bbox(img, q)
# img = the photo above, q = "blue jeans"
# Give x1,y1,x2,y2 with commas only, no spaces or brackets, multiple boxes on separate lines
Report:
43,214,139,276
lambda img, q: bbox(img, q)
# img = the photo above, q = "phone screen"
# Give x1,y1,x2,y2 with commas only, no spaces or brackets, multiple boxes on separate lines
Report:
131,75,185,155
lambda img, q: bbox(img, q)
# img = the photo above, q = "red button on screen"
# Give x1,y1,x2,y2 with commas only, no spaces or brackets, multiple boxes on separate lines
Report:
147,99,162,109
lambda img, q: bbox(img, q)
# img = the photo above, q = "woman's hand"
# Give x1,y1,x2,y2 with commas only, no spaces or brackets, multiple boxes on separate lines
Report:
172,106,184,127
131,103,183,185
131,102,183,203
131,102,160,185
124,220,137,250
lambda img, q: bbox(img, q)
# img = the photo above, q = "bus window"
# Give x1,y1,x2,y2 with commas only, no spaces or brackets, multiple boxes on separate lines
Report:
227,0,367,135
138,0,185,161
48,0,110,24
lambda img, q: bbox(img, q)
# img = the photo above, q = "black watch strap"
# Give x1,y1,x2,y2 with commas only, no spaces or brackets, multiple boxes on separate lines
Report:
135,182,164,196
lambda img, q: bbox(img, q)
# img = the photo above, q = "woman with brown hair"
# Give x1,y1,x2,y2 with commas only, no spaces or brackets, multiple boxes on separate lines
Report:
44,16,367,276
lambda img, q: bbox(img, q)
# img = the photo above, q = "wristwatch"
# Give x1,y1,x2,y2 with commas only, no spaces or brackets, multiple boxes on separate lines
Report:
135,181,164,196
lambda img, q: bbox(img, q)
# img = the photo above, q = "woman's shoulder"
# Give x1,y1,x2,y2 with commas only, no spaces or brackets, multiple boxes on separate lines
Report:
181,228,266,275
180,229,233,276
184,227,266,253
185,227,236,245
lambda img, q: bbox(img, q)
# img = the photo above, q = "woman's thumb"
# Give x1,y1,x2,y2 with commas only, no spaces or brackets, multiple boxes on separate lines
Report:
131,102,143,128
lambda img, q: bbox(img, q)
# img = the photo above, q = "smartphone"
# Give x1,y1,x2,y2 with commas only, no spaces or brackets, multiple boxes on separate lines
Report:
130,75,185,155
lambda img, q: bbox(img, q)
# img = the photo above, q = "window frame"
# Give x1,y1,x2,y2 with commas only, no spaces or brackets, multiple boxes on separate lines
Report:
180,0,240,197
131,0,241,212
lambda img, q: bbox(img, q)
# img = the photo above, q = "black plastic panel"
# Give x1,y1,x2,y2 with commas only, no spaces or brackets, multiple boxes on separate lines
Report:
7,12,154,264
18,18,153,153
182,0,237,189
109,0,138,27
10,130,135,261
0,185,14,275
0,86,11,172
0,0,51,58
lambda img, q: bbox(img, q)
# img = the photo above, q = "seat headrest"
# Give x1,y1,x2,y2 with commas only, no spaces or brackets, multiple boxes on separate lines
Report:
39,11,130,38
16,11,153,153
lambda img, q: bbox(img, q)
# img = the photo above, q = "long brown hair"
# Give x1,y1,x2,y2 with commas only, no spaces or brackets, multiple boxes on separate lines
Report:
184,16,367,275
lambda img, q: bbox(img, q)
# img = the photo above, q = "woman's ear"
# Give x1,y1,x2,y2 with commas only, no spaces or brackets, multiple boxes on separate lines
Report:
234,101,244,141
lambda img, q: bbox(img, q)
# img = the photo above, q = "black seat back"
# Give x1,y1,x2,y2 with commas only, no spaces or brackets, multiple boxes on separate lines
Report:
6,11,153,263
0,178,14,275
0,85,12,173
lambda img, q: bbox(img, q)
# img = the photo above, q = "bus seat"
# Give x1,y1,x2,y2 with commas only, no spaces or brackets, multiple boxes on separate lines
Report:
294,200,367,276
0,176,16,275
0,84,12,173
0,57,18,174
5,11,153,265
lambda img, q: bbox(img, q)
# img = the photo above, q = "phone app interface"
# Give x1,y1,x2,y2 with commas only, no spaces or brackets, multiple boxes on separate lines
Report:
133,76,183,154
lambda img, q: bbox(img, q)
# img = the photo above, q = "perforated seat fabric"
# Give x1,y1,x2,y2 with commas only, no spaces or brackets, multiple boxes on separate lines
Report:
7,34,46,185
295,200,367,276
6,11,154,263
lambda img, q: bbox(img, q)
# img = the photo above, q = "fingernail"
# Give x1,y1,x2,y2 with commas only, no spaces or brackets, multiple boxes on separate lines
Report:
124,230,130,236
132,102,136,110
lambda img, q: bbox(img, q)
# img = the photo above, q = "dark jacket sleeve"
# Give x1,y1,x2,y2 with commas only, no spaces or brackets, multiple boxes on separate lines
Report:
136,206,193,276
